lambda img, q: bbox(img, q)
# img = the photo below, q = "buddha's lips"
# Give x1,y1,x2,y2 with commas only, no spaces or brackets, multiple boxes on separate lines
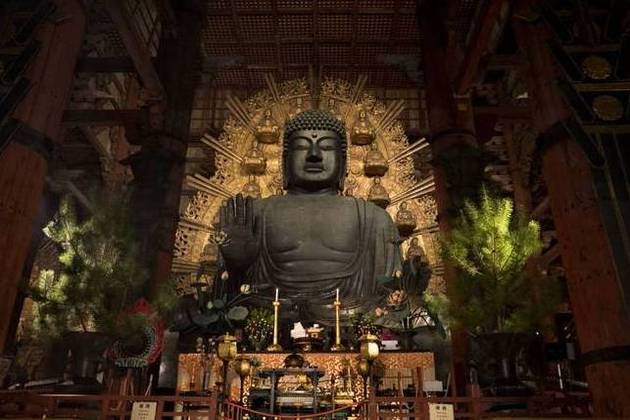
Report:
304,164,324,172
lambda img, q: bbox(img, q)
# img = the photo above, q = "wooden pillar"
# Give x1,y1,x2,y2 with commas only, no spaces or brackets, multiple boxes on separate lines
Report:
129,1,203,296
417,0,484,396
0,0,85,353
501,120,535,214
514,2,630,416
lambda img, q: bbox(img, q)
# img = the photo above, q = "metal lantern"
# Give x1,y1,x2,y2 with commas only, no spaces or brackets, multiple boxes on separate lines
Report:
217,333,238,398
359,334,380,399
357,358,370,378
359,334,380,361
233,356,251,377
357,357,371,399
217,333,238,361
233,356,252,404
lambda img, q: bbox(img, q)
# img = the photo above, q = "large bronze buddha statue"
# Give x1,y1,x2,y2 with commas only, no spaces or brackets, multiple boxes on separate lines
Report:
218,110,401,321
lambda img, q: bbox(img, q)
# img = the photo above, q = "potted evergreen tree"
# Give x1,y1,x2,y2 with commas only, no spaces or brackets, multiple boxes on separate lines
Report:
428,189,559,394
25,194,168,391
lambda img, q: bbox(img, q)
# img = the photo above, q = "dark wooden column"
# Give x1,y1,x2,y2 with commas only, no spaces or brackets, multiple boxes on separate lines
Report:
0,0,85,352
128,1,203,296
513,2,630,416
417,0,484,396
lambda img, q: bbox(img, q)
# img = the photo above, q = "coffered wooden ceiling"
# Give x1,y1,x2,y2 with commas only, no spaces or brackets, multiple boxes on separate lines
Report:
200,0,481,89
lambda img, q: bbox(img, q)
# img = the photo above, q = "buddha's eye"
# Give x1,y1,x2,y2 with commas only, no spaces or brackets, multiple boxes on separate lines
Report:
292,139,311,150
318,139,336,151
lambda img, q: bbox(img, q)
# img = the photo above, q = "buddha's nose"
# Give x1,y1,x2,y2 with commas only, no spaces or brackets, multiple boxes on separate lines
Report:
306,143,322,161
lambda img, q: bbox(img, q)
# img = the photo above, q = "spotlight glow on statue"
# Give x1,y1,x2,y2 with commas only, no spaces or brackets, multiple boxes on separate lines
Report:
219,110,401,321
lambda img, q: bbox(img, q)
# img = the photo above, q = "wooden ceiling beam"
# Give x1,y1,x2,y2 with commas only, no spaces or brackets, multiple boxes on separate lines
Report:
474,105,531,119
62,109,143,126
454,0,510,94
104,0,164,99
75,56,136,73
271,0,282,74
205,8,416,16
487,54,523,70
204,39,421,46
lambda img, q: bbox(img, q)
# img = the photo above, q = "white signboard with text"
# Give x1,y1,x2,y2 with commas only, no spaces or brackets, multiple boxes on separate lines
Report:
428,403,454,420
131,401,157,420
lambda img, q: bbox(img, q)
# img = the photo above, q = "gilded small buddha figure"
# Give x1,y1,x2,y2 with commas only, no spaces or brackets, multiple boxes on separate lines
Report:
367,177,390,208
364,142,388,177
343,176,358,197
287,97,304,120
351,110,375,145
395,202,417,237
241,176,262,199
327,98,338,119
242,141,267,175
406,237,427,263
255,109,280,144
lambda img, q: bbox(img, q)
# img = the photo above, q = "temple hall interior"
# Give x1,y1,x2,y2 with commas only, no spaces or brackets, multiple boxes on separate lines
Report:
1,0,630,418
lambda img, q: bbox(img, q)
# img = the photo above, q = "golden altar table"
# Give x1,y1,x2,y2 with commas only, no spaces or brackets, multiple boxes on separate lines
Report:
177,351,435,402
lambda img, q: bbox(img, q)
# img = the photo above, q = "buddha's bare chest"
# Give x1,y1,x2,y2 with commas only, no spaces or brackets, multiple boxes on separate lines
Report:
263,199,360,255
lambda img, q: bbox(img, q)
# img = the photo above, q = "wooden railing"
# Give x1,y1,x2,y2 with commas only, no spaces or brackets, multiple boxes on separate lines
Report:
223,400,362,419
0,388,591,419
0,392,219,419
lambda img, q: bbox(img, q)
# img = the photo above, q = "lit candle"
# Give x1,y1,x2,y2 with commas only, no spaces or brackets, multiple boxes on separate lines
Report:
336,288,339,302
275,288,279,302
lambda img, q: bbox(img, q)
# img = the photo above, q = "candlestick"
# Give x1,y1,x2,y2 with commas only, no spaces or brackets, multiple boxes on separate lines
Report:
267,299,283,352
330,294,346,352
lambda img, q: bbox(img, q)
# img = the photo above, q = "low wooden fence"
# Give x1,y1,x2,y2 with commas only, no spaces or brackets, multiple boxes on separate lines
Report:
0,388,591,419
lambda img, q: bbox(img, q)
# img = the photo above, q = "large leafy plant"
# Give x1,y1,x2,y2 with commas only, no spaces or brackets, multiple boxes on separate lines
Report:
432,189,559,334
27,194,148,341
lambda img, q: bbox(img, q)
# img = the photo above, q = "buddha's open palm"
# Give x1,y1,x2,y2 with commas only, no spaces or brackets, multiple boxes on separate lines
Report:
218,194,258,269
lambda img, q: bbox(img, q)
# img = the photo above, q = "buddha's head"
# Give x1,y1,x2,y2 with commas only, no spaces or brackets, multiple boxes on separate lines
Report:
283,110,347,193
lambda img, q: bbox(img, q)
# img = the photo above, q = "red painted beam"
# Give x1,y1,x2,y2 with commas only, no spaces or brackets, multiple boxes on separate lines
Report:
455,0,510,94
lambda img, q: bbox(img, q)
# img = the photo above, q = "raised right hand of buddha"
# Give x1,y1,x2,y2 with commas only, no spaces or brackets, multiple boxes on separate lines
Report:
218,194,258,270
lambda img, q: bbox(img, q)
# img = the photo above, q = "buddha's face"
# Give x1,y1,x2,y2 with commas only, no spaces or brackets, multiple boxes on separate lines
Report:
286,129,344,192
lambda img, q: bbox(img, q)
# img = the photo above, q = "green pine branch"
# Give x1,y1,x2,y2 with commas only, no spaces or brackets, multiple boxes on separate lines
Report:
434,188,559,335
28,193,149,342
